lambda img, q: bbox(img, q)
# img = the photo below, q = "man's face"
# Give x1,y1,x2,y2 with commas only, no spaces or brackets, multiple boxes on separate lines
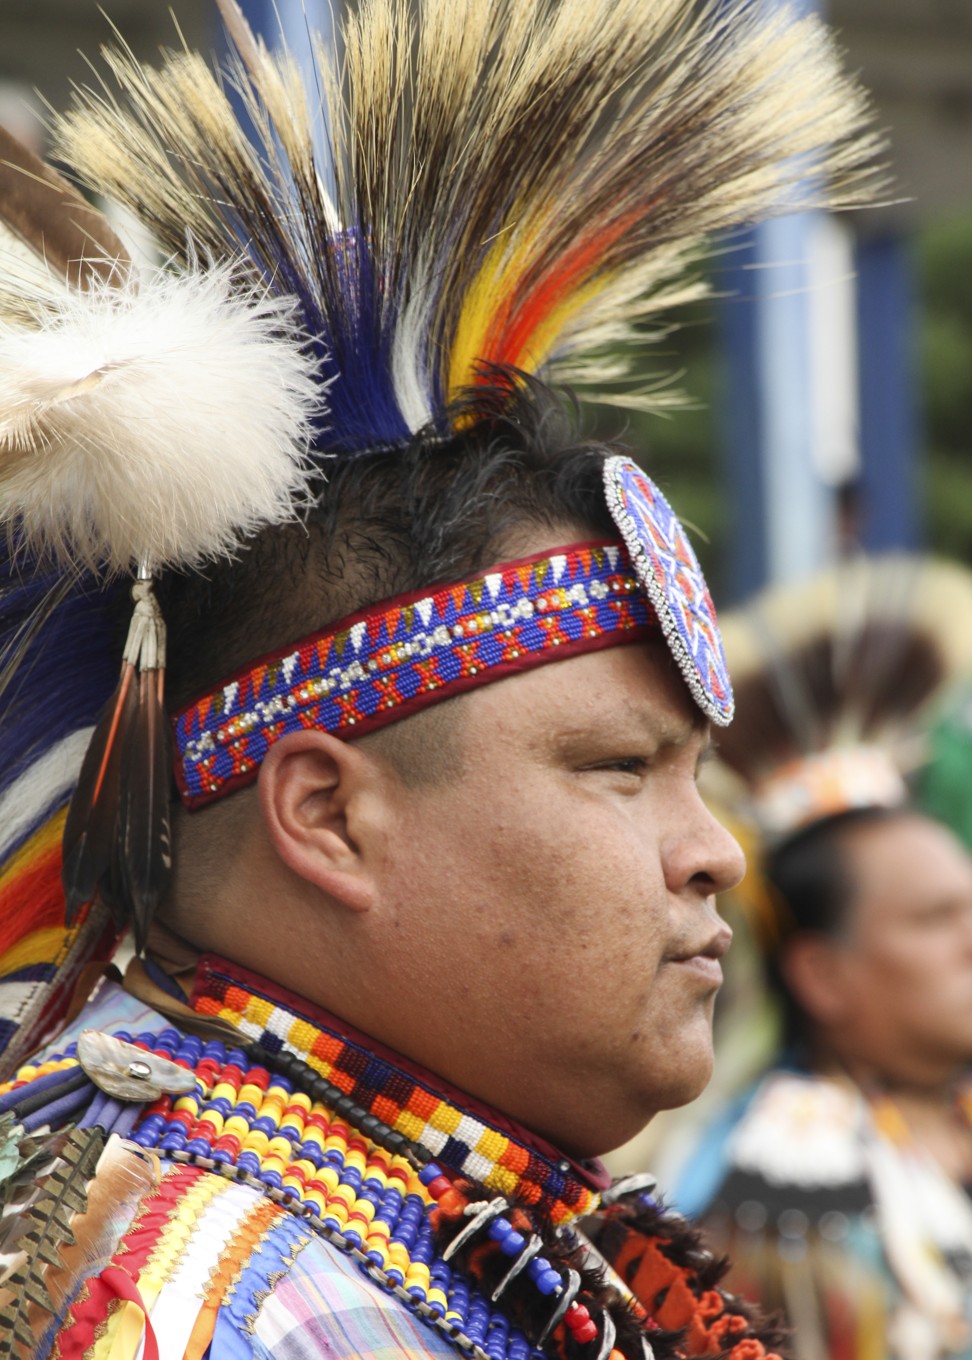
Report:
368,636,745,1158
824,814,972,1080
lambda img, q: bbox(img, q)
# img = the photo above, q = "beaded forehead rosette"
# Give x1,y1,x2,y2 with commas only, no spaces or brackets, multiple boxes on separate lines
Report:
604,459,734,726
173,456,733,808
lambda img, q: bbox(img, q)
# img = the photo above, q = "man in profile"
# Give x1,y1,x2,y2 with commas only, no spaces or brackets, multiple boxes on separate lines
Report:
0,0,879,1356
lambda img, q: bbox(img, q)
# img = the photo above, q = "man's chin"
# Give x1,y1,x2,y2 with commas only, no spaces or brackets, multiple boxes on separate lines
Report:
636,1043,715,1116
591,1060,713,1159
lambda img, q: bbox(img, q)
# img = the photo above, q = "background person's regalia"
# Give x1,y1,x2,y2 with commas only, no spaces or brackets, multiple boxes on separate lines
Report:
673,555,972,1360
712,555,972,842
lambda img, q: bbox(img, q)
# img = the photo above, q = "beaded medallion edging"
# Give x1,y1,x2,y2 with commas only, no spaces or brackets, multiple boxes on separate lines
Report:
602,457,733,727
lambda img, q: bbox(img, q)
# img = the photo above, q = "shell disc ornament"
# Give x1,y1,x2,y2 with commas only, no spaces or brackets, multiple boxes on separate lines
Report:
77,1029,198,1101
603,456,734,726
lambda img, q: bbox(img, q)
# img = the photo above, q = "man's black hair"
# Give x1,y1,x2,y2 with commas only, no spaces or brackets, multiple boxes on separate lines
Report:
161,374,619,711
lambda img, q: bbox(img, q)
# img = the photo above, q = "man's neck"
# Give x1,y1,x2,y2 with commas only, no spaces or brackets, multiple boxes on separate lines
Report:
127,944,610,1222
810,1031,966,1098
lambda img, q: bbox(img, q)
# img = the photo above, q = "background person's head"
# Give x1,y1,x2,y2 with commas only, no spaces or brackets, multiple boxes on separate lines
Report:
767,806,972,1087
706,558,972,1093
157,380,745,1158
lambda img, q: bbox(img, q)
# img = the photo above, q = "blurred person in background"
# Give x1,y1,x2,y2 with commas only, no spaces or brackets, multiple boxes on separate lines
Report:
672,557,972,1360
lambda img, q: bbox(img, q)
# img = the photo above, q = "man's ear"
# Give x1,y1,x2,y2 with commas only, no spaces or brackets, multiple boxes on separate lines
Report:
779,932,851,1029
257,728,383,913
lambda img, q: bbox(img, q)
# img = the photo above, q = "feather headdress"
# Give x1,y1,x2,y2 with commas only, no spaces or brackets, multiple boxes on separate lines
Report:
0,0,883,1071
44,0,883,447
708,555,972,840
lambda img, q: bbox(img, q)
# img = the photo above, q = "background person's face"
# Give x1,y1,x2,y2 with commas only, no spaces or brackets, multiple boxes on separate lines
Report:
821,814,972,1080
367,637,745,1158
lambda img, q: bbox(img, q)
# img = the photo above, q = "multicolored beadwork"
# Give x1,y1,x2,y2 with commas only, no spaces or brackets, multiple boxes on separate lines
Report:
0,964,785,1360
174,542,654,808
191,958,600,1224
603,456,734,726
0,1033,549,1360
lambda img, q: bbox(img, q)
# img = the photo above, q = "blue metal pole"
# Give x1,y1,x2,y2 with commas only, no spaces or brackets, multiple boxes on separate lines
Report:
855,233,921,550
718,212,835,600
231,0,333,51
716,0,865,602
718,231,768,600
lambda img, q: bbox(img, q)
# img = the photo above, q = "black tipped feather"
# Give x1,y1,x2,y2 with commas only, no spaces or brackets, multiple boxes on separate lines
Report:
118,667,173,953
60,665,137,926
0,1125,106,1360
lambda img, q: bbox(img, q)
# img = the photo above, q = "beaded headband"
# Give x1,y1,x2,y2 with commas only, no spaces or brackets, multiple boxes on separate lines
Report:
173,457,733,808
175,540,651,808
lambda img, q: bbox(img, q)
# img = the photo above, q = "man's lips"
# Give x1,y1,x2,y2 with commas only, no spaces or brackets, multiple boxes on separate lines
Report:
664,924,732,986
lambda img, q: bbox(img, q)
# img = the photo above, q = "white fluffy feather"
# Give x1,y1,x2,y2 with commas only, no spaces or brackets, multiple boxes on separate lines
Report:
0,261,321,573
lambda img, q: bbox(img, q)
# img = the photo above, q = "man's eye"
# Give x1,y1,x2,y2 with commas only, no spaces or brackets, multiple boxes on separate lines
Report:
604,757,648,776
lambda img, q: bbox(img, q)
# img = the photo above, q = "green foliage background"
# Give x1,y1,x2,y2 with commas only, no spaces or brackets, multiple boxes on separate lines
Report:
921,216,972,564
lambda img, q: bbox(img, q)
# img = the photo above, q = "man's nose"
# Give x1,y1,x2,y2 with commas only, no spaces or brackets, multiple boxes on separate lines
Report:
662,789,746,897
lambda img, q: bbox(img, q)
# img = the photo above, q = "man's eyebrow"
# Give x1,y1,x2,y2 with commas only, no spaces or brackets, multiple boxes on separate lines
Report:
565,700,710,752
621,697,710,747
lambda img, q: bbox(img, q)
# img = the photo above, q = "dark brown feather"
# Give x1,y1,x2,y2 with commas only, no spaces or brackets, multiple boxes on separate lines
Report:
61,663,137,926
118,667,173,953
0,124,129,288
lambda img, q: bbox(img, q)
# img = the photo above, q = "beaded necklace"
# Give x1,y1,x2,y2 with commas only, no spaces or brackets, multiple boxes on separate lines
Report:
125,1025,559,1360
189,955,603,1223
0,994,605,1360
0,981,784,1360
